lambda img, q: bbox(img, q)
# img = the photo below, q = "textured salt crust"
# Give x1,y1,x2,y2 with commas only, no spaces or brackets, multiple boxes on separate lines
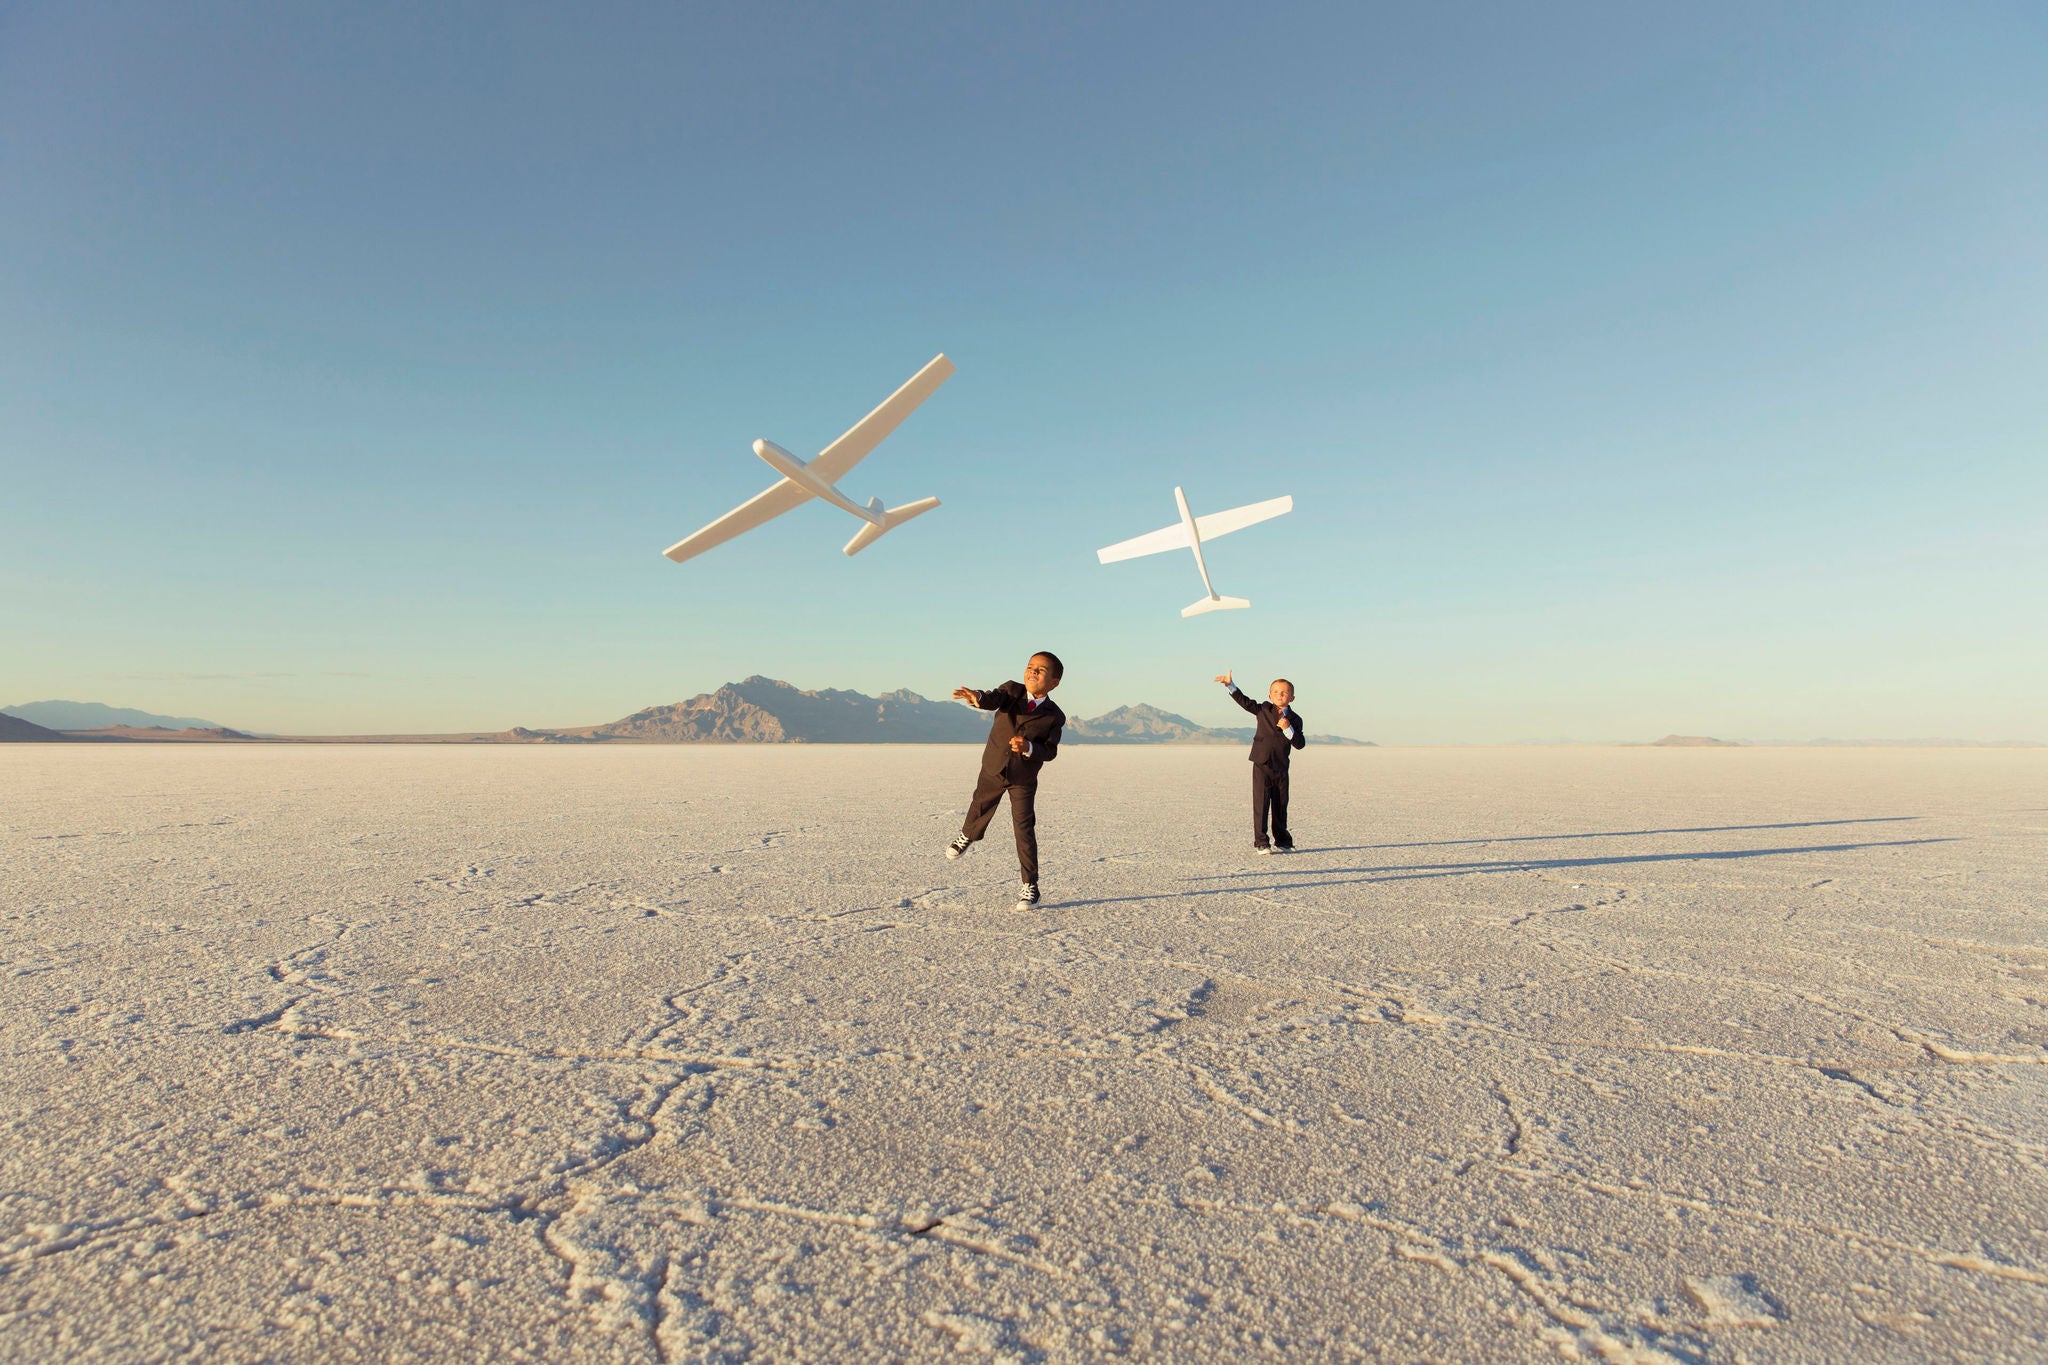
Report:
2,744,2044,1362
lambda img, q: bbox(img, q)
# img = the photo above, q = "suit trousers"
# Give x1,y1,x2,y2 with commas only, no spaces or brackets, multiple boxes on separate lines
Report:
962,771,1040,885
1253,765,1291,849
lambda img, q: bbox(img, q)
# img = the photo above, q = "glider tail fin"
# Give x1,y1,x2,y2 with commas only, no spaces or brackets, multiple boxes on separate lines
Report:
843,496,941,556
1182,595,1251,618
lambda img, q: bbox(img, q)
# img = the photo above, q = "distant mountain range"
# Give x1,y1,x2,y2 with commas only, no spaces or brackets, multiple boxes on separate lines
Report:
493,677,1372,746
0,679,1372,745
9,686,2037,747
511,677,994,744
3,700,224,731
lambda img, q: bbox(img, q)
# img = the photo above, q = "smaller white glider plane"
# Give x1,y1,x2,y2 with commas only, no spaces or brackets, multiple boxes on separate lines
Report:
663,354,954,564
1097,486,1294,616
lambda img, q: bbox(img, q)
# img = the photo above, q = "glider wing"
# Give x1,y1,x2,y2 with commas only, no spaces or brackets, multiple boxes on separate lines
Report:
662,479,811,563
1193,495,1293,541
809,354,956,486
1096,522,1193,564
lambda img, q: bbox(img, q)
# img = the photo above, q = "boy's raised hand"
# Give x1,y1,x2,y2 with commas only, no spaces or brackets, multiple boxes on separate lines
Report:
952,685,981,706
1213,670,1232,686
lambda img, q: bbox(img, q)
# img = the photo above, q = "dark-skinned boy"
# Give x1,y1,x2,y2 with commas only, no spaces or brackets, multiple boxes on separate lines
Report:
945,652,1067,908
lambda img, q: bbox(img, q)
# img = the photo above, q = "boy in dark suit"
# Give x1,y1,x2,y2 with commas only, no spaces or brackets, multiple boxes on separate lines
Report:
946,652,1066,908
1215,669,1305,853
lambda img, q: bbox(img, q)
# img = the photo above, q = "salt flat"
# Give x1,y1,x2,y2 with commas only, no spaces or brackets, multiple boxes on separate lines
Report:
2,745,2043,1363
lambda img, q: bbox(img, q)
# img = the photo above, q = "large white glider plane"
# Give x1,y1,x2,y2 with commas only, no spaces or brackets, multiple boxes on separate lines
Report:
1097,486,1294,616
662,354,954,564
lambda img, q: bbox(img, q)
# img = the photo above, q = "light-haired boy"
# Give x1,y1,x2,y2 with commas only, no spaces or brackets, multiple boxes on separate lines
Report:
1215,669,1305,853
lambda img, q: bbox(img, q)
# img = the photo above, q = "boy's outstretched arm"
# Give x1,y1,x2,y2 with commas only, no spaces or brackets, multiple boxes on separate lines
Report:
950,683,1007,716
1219,671,1261,716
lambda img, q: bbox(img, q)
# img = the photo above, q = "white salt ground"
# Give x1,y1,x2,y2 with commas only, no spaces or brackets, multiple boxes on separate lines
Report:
1,744,2044,1363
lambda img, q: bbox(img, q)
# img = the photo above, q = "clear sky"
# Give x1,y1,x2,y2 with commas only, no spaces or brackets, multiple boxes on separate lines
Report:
3,3,2043,742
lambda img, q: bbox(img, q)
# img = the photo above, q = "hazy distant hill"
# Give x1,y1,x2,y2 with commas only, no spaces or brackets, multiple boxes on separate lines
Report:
0,713,68,742
0,680,1372,744
1067,704,1224,743
65,726,255,742
0,716,251,744
1065,703,1369,746
500,681,1370,746
1649,734,1743,747
3,700,225,732
531,677,993,744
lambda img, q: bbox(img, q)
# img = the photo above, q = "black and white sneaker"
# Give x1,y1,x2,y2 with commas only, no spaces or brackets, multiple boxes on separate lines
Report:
945,835,972,860
1254,845,1274,856
1014,882,1039,909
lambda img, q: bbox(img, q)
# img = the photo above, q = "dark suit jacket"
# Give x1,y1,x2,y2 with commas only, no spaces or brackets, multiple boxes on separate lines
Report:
1228,687,1306,769
973,681,1065,786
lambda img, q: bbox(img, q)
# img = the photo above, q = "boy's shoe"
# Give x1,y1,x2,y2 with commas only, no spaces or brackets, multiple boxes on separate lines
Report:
945,835,972,860
1273,844,1293,855
1254,845,1274,855
1014,882,1040,909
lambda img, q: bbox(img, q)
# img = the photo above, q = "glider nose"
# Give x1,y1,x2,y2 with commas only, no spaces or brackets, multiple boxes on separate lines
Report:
750,438,808,479
752,437,798,474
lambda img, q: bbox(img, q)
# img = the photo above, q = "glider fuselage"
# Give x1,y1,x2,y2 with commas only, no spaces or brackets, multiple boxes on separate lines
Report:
660,353,951,564
1173,485,1219,599
753,439,886,525
1095,485,1292,616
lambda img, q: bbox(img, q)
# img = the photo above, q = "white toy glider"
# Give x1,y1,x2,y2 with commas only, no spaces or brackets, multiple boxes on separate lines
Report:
663,354,954,563
1097,486,1294,616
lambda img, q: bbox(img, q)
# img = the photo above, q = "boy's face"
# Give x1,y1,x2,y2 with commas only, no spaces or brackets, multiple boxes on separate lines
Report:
1268,680,1294,708
1024,655,1062,696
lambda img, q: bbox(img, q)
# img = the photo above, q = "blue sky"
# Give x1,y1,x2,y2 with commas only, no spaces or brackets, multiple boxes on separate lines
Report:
3,2,2043,742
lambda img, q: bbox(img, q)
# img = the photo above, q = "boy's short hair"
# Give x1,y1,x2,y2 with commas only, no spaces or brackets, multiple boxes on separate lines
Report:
1271,678,1294,692
1032,651,1065,679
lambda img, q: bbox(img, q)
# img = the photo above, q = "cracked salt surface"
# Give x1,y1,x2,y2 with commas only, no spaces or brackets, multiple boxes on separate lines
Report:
2,744,2044,1362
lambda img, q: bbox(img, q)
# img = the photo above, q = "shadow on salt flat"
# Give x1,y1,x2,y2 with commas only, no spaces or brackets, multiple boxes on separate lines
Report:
1055,837,1960,908
1297,814,1922,856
